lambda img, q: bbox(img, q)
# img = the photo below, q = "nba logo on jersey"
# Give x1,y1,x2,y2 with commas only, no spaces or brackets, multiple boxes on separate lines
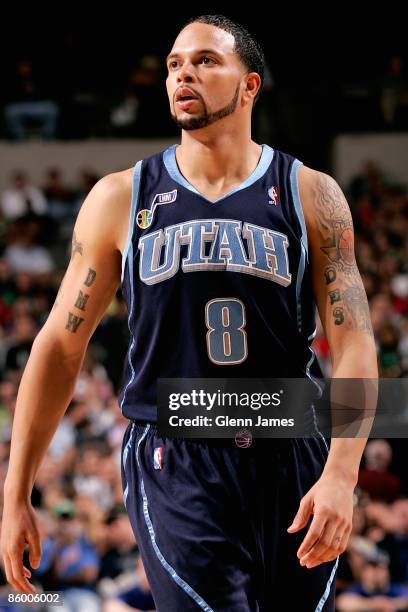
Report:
153,446,163,470
268,185,279,206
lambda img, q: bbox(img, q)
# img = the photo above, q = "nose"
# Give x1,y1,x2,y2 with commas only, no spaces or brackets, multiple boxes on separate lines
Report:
176,61,196,84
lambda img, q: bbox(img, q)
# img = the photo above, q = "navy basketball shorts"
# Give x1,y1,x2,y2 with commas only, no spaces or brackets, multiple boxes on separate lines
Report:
121,422,338,611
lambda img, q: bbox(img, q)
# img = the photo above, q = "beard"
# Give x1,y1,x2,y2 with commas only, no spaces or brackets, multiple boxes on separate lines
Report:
171,82,241,131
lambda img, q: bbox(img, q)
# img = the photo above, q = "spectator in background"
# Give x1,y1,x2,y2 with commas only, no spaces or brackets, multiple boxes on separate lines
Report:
103,556,155,612
39,501,101,612
1,171,48,221
3,59,59,141
3,218,55,275
359,440,402,503
4,315,38,376
42,168,74,222
110,56,172,138
379,55,408,127
337,555,408,611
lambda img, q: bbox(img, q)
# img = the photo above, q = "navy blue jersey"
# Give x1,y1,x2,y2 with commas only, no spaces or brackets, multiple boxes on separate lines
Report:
119,144,323,422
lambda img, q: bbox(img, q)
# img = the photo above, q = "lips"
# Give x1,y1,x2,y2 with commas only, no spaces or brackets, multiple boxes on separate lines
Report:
175,87,199,103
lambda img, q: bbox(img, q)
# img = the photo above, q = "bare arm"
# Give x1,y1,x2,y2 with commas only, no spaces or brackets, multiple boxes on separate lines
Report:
288,166,378,568
1,169,132,593
302,167,378,480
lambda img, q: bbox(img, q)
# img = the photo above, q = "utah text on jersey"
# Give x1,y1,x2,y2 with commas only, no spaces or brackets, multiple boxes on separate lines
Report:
138,218,292,286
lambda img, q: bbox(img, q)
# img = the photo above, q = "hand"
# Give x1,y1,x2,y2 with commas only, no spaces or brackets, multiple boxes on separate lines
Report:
369,595,400,612
287,473,353,568
0,498,42,593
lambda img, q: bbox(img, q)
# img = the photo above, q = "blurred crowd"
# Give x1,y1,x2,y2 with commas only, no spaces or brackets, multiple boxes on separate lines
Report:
1,53,408,156
0,158,406,611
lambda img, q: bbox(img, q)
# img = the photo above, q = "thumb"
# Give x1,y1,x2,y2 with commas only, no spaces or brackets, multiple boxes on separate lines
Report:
27,531,42,569
287,495,313,533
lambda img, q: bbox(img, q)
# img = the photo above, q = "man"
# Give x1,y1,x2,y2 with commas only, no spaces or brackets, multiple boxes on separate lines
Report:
1,14,378,611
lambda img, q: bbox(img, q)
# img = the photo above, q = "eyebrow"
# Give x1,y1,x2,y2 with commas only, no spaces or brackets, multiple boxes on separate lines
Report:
166,48,223,63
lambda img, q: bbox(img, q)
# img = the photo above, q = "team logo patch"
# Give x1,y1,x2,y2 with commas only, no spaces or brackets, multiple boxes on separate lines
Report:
153,446,163,470
137,190,178,229
137,209,153,229
268,185,279,206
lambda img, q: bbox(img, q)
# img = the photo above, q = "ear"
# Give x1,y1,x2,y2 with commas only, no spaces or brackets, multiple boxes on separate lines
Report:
242,72,261,106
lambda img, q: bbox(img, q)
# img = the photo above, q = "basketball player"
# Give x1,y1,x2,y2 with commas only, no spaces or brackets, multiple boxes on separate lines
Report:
1,14,378,611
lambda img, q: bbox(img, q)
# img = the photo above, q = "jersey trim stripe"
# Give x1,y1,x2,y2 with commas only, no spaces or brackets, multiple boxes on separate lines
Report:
136,424,215,612
314,557,339,612
121,160,143,283
290,159,308,334
290,159,308,257
120,163,141,414
163,143,275,204
122,422,135,507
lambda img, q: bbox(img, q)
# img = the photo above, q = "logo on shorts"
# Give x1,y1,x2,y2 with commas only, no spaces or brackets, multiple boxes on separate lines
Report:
153,446,163,469
268,185,279,206
235,428,253,448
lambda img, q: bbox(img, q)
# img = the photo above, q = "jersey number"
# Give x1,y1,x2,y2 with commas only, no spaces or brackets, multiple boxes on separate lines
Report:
205,298,248,365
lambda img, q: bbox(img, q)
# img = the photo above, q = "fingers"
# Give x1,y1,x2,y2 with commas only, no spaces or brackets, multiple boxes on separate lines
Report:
295,510,327,562
287,494,313,533
3,547,36,594
299,520,339,568
298,518,352,569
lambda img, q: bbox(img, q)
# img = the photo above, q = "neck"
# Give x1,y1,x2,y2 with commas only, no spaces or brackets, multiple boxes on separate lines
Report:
177,129,262,188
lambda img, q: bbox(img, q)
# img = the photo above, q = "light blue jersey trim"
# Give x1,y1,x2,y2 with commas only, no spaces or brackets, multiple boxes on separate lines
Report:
121,160,142,283
163,144,274,204
122,423,135,507
306,328,329,448
120,220,137,415
136,424,214,612
314,557,339,612
290,158,308,334
290,159,308,257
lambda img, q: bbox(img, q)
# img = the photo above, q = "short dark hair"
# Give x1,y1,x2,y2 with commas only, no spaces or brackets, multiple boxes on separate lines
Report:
182,14,265,104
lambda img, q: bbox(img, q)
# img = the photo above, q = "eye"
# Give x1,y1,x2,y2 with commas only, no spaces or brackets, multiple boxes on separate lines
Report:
168,60,179,70
200,56,215,65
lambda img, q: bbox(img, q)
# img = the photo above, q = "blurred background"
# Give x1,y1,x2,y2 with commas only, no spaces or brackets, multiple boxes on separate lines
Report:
0,9,407,611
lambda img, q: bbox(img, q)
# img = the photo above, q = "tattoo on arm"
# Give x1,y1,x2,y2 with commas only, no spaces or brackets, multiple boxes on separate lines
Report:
71,231,83,259
84,268,96,287
74,290,90,311
65,312,84,333
64,269,97,332
313,174,373,336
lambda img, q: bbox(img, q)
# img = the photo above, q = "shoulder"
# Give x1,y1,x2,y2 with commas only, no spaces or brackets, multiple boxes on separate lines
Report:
296,164,350,232
91,167,134,204
77,166,135,254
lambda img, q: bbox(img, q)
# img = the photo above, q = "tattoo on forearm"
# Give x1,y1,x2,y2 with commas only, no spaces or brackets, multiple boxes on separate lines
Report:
71,232,83,259
84,268,96,287
333,307,345,325
313,174,373,336
324,266,336,285
74,290,90,311
65,312,84,333
329,289,341,304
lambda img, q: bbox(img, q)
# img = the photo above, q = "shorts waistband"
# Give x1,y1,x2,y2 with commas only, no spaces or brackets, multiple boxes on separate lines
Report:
128,419,322,448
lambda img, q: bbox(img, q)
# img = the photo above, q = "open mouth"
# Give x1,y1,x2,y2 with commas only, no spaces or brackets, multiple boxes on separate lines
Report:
175,87,200,104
